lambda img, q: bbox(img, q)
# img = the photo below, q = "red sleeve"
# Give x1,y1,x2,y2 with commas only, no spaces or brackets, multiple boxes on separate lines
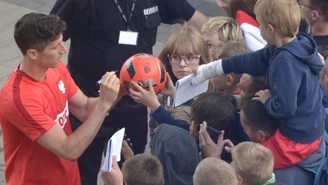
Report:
5,93,56,141
58,61,79,99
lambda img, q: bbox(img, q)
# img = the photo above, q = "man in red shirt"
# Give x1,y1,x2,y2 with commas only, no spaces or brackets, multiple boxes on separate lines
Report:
0,13,122,185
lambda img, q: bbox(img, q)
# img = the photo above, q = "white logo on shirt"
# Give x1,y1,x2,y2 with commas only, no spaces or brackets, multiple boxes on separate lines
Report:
58,80,66,94
143,6,158,15
55,101,69,129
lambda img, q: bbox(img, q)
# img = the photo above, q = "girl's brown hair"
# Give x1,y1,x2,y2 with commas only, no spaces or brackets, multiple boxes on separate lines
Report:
157,23,210,84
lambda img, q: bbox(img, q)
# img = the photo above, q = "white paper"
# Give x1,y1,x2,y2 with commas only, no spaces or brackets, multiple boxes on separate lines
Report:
118,31,138,45
102,128,125,172
174,74,209,107
102,139,112,172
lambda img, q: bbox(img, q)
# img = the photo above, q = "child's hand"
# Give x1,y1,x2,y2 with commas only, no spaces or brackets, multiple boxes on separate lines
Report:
253,89,272,104
129,81,161,111
223,139,235,153
101,155,123,185
160,73,175,98
199,121,226,159
122,140,134,161
191,59,224,85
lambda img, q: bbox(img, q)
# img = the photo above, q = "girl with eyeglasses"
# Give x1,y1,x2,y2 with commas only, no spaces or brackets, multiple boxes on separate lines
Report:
129,23,211,135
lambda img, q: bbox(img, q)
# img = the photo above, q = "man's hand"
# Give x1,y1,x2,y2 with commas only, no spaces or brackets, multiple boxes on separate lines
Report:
129,81,161,112
160,73,175,98
253,89,272,104
101,155,123,185
99,72,121,108
199,121,226,159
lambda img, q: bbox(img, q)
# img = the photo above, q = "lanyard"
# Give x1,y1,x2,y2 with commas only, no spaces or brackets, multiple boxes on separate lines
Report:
113,0,136,30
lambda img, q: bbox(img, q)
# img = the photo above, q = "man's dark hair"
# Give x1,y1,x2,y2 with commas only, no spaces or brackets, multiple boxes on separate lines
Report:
247,76,268,95
14,13,66,55
309,0,328,21
239,95,280,135
191,92,238,144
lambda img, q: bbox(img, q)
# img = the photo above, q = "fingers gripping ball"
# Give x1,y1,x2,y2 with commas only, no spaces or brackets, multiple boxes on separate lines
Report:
120,53,167,94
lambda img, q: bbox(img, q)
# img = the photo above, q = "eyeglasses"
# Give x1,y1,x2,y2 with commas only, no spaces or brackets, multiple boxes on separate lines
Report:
167,54,201,65
297,0,317,10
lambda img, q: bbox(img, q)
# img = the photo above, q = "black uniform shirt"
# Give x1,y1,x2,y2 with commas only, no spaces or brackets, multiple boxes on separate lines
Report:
51,0,195,95
313,35,328,60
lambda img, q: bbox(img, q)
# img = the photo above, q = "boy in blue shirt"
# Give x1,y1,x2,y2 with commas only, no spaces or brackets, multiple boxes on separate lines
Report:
192,0,326,168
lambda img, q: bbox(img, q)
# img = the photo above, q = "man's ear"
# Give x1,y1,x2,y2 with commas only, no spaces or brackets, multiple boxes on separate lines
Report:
312,10,321,21
26,49,38,60
226,74,234,86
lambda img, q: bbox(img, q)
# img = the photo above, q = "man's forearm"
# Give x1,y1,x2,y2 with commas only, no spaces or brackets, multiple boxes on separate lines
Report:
187,10,209,30
64,101,112,160
64,95,124,160
81,97,99,121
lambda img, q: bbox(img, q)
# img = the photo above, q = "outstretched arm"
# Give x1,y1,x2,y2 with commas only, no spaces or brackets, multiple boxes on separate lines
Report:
192,47,274,85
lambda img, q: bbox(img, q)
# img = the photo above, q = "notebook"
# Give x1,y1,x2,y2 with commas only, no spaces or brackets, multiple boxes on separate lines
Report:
102,128,125,172
174,74,209,107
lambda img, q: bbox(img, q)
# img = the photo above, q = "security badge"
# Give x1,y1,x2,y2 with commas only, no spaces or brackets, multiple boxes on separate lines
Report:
118,31,138,46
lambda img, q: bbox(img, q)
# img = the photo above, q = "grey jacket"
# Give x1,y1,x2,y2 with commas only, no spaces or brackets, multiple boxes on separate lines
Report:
150,124,200,185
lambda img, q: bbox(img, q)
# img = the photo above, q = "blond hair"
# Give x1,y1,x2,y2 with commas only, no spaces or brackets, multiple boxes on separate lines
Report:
194,157,238,185
201,16,244,44
232,142,274,185
211,42,251,87
254,0,300,37
158,23,210,84
168,105,191,124
211,42,250,60
122,153,164,185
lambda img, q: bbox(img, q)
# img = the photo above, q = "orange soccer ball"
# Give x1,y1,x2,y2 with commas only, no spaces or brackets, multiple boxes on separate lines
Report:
120,53,167,94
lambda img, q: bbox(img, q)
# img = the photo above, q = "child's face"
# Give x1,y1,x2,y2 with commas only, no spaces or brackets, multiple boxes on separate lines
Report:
211,75,227,91
257,20,275,46
202,32,222,53
169,53,200,80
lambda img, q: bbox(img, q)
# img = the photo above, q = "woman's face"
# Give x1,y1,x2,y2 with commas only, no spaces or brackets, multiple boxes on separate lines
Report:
169,48,201,80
